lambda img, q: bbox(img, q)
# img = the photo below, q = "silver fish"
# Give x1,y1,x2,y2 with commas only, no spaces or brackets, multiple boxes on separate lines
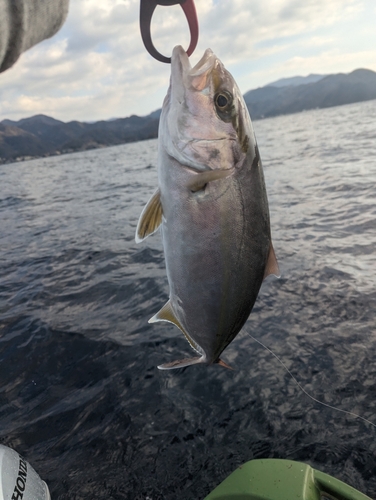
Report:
136,45,279,370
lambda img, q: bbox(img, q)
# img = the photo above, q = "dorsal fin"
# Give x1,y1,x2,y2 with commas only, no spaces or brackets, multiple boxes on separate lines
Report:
263,242,280,279
135,188,163,243
149,300,203,355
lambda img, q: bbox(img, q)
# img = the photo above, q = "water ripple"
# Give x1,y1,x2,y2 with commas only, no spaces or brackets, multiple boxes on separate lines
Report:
0,102,376,498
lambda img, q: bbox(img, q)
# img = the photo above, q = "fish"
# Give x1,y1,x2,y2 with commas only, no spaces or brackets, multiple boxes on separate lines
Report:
135,45,279,370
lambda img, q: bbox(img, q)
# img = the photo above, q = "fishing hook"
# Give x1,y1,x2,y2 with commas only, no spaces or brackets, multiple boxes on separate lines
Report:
139,0,199,63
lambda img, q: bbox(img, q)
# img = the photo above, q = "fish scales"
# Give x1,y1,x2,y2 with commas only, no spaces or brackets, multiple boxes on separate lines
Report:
136,45,279,369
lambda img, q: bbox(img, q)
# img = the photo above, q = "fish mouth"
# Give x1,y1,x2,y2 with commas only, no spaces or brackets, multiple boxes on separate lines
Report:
171,45,191,79
171,45,218,91
167,46,240,171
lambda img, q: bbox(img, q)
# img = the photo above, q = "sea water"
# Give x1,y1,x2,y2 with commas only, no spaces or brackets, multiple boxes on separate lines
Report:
1,99,376,499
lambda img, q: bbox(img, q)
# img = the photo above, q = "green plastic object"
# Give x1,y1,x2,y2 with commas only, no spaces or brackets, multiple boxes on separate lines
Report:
204,459,372,500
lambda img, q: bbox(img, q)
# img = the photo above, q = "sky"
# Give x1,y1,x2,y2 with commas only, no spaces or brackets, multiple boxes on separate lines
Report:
1,0,376,123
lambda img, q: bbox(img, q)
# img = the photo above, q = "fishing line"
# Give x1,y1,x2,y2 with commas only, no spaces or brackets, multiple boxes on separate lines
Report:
248,333,376,429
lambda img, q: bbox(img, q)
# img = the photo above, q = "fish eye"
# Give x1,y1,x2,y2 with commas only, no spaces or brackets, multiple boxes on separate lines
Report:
215,91,232,110
216,94,228,107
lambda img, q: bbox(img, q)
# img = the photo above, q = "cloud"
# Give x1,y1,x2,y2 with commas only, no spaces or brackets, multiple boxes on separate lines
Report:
0,0,375,122
198,0,361,53
276,49,376,76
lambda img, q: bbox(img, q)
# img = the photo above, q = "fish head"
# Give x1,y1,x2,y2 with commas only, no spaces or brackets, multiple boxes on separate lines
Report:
160,45,254,172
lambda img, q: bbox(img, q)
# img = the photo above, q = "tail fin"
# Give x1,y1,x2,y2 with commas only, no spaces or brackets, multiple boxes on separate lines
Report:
157,356,234,370
216,358,234,370
157,356,205,370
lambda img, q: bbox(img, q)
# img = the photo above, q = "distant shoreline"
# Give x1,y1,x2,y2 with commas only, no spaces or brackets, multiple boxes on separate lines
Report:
2,68,376,165
3,98,376,167
0,139,153,166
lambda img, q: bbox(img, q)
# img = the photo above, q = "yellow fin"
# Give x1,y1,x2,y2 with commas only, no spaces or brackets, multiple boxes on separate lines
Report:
263,242,280,279
149,300,203,355
135,188,162,243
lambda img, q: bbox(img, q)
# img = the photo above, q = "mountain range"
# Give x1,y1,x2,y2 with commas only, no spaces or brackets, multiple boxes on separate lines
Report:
1,68,376,163
243,68,376,119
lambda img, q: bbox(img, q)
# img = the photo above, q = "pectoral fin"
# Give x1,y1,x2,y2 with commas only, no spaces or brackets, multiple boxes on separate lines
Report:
135,188,162,243
188,168,234,192
263,242,280,279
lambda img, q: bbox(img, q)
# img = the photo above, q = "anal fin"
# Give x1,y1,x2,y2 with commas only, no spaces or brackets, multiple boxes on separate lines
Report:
135,188,162,243
149,300,184,331
149,300,203,356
